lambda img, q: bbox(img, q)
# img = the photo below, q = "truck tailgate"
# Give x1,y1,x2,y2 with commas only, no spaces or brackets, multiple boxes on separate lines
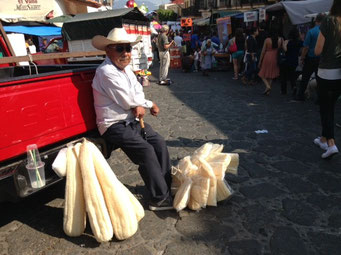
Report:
0,68,97,162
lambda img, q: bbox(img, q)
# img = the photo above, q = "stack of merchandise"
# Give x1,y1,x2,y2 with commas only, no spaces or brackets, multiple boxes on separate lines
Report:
171,143,239,211
135,69,151,86
56,139,144,242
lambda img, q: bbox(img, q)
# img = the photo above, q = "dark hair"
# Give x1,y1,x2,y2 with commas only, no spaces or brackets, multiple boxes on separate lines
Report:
235,28,244,41
270,26,279,49
288,27,299,41
259,21,266,30
315,13,325,23
249,27,256,35
330,0,341,17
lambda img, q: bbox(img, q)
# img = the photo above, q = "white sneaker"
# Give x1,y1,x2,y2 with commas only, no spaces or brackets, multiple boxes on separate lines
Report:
314,137,328,150
321,145,339,159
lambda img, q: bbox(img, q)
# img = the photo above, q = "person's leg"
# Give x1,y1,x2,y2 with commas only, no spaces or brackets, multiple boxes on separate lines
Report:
143,122,172,190
164,51,170,81
325,81,341,145
102,122,170,202
296,58,314,100
159,51,166,82
288,65,297,92
261,77,270,94
317,77,340,158
232,58,238,79
280,64,288,94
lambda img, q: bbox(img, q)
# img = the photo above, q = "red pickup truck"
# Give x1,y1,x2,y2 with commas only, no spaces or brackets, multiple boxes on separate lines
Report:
0,64,101,202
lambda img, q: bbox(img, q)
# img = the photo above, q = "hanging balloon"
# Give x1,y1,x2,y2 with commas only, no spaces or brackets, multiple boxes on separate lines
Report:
126,0,134,8
140,4,148,14
133,2,138,7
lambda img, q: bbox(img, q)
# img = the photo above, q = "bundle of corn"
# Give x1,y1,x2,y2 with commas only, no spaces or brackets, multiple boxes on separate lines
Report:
62,139,144,242
172,143,238,211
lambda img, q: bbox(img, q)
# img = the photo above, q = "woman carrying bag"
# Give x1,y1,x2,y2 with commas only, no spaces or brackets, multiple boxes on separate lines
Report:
227,28,245,80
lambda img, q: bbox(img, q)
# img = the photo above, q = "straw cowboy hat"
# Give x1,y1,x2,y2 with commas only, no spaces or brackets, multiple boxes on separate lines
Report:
92,27,142,51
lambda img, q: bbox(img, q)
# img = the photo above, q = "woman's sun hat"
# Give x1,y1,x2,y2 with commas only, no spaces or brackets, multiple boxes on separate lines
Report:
92,27,142,51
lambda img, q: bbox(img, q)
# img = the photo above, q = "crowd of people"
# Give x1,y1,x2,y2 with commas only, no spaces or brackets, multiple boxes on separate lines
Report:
152,0,341,159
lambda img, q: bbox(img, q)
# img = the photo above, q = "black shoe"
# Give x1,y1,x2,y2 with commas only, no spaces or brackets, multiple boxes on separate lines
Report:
149,196,174,211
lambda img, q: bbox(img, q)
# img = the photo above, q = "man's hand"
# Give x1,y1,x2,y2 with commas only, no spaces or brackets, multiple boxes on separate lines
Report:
132,106,145,119
150,103,159,116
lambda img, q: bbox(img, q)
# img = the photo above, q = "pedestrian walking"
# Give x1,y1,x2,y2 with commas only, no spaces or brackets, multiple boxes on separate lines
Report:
242,27,258,85
174,31,183,47
157,25,175,85
295,14,325,101
91,27,173,210
193,46,200,72
313,1,341,159
228,28,245,80
258,26,283,95
201,39,216,76
279,27,303,95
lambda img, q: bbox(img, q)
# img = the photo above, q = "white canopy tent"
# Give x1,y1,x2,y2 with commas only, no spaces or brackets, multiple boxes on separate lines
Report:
265,0,333,25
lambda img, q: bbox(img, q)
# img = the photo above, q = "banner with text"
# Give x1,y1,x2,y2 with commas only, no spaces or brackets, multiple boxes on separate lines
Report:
0,0,54,22
244,11,258,23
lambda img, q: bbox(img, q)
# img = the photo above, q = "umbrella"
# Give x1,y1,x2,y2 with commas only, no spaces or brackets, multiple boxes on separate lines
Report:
151,21,161,30
46,15,73,24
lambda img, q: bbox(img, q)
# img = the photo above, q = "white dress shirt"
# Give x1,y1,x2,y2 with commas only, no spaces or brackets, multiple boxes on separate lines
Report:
92,57,153,135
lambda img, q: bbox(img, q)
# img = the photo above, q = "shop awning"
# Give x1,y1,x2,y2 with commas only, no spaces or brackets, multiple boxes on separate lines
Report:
266,0,333,25
193,17,210,26
3,26,62,37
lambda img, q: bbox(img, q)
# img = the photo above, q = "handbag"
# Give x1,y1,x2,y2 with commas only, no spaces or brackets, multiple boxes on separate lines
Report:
277,48,286,65
277,39,286,65
228,39,237,53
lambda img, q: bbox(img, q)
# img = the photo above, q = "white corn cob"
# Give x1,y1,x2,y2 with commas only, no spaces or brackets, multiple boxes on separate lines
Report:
177,156,198,177
63,144,86,237
198,158,217,206
207,144,224,158
88,142,139,240
209,161,229,180
89,142,144,223
191,143,213,166
216,179,233,202
173,176,192,211
171,166,183,196
187,176,210,211
52,147,67,177
226,153,239,175
78,139,113,242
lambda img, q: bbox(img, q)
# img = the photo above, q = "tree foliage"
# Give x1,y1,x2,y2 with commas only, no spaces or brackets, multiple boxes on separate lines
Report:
157,9,178,22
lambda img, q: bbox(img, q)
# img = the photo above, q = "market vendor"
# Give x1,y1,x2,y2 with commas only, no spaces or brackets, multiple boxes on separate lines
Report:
91,28,173,211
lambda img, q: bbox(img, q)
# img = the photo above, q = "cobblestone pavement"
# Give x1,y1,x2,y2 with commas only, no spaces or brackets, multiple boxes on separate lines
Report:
1,65,341,255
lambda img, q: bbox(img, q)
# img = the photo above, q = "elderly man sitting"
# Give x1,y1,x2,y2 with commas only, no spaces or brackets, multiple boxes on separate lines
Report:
91,28,173,211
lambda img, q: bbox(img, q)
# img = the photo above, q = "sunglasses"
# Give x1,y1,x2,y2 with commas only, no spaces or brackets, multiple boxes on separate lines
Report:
108,44,132,53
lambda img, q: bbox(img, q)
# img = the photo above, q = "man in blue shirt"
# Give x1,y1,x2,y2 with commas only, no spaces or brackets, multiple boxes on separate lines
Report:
295,14,325,101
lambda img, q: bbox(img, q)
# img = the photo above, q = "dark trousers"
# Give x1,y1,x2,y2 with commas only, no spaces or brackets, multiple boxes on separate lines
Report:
280,64,297,94
296,57,320,99
245,55,256,81
317,76,341,140
102,120,171,202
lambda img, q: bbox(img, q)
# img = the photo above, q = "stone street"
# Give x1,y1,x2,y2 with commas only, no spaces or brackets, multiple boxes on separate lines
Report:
1,65,341,255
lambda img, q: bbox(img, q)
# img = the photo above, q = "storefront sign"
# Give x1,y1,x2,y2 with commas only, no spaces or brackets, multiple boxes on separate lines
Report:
259,8,266,22
181,18,192,27
0,0,53,21
182,33,191,42
216,16,231,46
244,11,258,23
